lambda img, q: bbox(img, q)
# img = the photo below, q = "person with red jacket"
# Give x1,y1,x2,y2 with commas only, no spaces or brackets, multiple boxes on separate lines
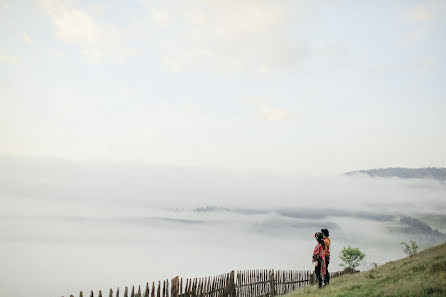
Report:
312,232,326,288
321,229,331,285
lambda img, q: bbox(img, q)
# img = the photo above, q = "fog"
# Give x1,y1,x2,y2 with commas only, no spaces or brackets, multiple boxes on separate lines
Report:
1,156,445,297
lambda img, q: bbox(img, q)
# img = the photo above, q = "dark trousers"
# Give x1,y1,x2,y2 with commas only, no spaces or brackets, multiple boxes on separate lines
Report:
315,260,322,287
325,256,330,284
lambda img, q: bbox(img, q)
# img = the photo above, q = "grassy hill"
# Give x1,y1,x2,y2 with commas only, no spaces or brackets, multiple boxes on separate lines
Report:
286,242,446,297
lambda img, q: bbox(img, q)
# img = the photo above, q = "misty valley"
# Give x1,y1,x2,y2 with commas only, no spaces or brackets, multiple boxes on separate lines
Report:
1,159,445,297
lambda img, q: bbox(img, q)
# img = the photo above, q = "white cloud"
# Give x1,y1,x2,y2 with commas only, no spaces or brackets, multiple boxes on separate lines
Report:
150,7,169,26
406,1,445,22
372,65,385,73
423,57,436,66
184,103,208,116
86,3,105,15
407,5,435,22
401,29,427,44
0,1,8,9
245,99,295,121
23,33,35,47
39,0,136,64
0,55,17,63
148,0,303,75
140,0,169,25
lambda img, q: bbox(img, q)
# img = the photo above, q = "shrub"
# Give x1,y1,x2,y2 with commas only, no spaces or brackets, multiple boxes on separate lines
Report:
339,246,365,268
401,240,419,257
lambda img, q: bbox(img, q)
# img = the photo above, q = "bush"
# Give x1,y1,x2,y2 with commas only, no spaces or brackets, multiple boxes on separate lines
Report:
339,246,365,268
401,240,419,257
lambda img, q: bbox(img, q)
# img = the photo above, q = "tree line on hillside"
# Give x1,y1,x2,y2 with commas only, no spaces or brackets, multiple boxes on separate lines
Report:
345,167,446,181
400,216,446,240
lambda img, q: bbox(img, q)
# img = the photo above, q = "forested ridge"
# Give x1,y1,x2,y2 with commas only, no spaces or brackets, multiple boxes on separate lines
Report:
345,167,446,181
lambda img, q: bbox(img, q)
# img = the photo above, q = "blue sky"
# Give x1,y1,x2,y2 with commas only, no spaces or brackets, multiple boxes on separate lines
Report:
1,0,445,174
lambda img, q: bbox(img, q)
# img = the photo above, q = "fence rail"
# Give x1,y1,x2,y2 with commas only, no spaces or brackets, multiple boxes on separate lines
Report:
65,269,349,297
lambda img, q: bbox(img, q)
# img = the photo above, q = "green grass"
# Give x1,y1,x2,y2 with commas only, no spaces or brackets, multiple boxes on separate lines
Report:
285,242,446,297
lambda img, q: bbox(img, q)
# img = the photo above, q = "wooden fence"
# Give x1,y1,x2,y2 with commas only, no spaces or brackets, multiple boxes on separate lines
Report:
236,270,312,297
65,269,346,297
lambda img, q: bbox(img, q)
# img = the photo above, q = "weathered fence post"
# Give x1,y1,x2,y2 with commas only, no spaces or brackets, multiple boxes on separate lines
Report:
308,271,315,285
228,271,236,297
145,282,150,297
268,270,275,297
180,278,183,296
163,280,166,297
171,276,180,297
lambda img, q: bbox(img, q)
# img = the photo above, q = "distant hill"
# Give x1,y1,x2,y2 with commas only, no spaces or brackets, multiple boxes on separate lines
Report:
345,167,446,181
400,216,446,241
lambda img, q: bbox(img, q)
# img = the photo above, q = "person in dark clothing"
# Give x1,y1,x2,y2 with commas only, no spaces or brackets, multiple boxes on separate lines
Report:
312,232,326,288
321,229,330,285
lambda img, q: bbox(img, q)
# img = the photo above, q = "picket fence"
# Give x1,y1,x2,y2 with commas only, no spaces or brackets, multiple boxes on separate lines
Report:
65,269,351,297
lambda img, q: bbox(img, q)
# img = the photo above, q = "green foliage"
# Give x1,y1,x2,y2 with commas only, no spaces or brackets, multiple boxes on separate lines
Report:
339,246,365,268
401,240,419,257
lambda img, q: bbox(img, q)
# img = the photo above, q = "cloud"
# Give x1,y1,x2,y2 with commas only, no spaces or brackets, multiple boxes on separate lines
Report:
245,99,295,121
401,2,445,46
372,65,385,73
184,103,208,116
0,55,17,63
23,33,35,47
0,0,8,9
1,155,445,297
423,57,436,66
406,1,445,23
38,0,136,64
150,7,169,26
148,0,303,75
407,5,435,22
401,29,427,44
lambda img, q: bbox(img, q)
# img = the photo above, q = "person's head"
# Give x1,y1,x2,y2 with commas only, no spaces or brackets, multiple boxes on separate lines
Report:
314,232,324,244
321,229,329,238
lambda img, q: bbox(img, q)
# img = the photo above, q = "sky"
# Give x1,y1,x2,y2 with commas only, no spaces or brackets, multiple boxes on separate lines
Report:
1,0,446,175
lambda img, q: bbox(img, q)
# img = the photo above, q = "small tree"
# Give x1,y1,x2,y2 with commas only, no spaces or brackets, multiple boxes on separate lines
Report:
401,240,419,256
339,246,365,268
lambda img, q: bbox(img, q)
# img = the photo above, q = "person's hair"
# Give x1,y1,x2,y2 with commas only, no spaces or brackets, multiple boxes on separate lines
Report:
321,228,329,237
315,232,325,248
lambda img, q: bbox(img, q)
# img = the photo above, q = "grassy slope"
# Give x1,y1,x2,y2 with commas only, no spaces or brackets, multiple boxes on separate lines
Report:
286,242,446,297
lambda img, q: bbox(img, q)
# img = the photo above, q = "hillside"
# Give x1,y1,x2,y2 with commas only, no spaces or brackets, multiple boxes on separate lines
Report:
345,167,446,181
286,242,446,297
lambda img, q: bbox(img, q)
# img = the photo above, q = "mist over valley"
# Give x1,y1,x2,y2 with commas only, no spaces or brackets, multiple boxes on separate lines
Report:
1,157,445,297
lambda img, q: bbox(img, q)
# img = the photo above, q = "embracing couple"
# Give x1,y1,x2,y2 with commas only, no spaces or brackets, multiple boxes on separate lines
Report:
312,229,330,288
